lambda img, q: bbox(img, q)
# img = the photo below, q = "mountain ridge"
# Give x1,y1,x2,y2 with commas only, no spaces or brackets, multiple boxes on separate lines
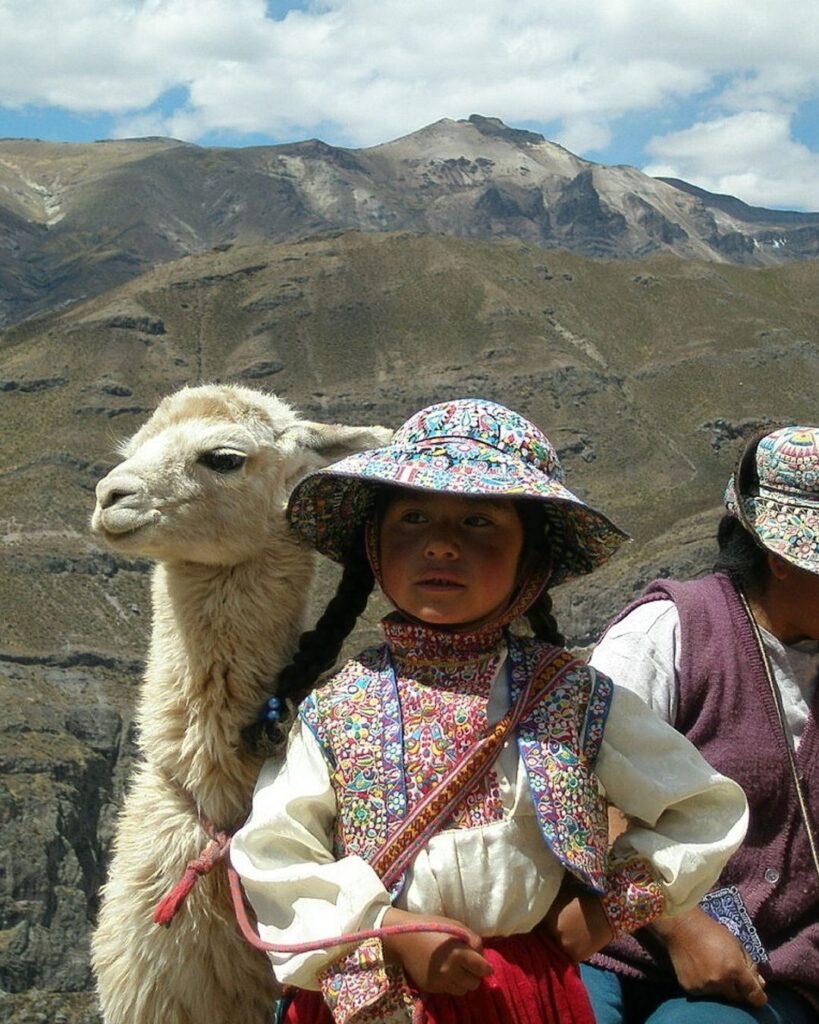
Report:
2,114,818,330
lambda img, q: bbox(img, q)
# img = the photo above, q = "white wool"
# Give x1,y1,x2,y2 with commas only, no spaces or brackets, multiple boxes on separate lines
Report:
89,383,390,1024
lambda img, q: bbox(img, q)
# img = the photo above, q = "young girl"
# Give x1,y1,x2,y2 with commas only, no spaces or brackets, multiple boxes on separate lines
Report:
231,398,748,1024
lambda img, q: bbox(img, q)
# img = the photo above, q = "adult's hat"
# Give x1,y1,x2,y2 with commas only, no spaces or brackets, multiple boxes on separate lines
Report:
287,398,628,586
725,424,819,574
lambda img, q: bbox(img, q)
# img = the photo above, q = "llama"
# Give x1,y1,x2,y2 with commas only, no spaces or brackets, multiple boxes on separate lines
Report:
89,383,391,1024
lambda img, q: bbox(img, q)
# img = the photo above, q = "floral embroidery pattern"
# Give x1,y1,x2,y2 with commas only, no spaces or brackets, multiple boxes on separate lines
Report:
600,858,665,938
319,938,415,1024
301,627,614,895
509,643,612,893
724,424,818,574
302,647,405,865
391,620,504,829
287,398,628,584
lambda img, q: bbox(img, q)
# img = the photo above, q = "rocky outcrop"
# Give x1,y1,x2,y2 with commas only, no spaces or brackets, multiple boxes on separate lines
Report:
0,652,141,1024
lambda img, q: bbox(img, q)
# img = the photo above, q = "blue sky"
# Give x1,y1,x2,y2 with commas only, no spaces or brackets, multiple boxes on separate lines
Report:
1,0,818,211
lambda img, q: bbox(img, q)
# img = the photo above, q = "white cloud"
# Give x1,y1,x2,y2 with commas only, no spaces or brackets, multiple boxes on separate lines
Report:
1,0,818,207
555,118,612,155
644,110,819,210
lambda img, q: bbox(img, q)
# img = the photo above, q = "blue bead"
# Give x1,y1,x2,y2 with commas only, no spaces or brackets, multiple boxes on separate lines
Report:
258,695,281,723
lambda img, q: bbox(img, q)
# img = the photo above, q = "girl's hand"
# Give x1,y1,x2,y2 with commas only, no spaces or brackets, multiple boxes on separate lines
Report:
543,881,615,962
381,907,493,996
650,908,767,1007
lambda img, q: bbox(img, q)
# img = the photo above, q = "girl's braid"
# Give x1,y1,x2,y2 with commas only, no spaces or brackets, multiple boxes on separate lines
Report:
525,590,565,647
245,532,374,751
519,501,567,646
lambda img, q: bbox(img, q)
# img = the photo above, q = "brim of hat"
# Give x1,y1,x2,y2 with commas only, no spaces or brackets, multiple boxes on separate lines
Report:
287,440,629,585
743,494,819,574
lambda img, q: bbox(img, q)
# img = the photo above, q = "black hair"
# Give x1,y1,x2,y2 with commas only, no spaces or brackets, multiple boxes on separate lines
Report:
514,500,565,646
246,530,375,750
524,590,565,646
712,425,786,595
713,513,770,594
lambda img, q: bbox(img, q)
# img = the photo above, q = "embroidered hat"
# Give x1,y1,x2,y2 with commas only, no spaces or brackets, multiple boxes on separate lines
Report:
725,424,819,574
287,398,628,586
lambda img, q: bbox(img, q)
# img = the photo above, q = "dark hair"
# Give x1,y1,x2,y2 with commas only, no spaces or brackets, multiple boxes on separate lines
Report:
713,513,770,593
524,590,565,646
713,425,787,595
247,530,375,749
516,500,565,645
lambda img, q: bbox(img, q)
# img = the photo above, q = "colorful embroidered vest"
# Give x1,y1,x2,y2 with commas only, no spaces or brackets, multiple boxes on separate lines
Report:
300,626,613,896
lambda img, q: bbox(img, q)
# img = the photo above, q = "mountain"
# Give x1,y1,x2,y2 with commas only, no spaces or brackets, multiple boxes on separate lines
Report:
2,115,818,329
2,232,818,1020
1,121,818,1021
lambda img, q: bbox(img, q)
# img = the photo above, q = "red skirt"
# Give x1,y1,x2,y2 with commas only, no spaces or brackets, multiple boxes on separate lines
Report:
283,928,595,1024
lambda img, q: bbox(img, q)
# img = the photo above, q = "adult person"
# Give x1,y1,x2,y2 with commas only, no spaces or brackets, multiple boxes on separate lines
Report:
582,424,819,1024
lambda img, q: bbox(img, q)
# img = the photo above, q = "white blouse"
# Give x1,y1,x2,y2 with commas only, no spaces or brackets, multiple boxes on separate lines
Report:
231,660,747,990
588,599,819,749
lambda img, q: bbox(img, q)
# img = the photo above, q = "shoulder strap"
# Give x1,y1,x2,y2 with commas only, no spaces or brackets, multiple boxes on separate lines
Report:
737,588,819,882
370,647,575,889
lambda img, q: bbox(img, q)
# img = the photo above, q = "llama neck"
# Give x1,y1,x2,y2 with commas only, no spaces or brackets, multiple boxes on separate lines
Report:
138,538,316,825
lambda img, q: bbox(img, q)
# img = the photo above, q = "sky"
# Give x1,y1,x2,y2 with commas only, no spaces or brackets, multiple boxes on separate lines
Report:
1,0,818,212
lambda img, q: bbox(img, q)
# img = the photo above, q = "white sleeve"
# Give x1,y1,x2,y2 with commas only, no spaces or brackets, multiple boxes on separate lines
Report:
589,600,681,724
230,718,392,989
594,677,748,916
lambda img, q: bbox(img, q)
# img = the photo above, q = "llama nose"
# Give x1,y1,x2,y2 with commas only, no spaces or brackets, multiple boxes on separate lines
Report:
96,471,142,510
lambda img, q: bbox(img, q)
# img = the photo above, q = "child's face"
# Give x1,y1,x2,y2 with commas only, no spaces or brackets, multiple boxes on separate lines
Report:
379,491,525,629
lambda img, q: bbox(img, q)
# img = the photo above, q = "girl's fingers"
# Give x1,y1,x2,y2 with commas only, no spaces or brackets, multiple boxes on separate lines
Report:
466,952,494,977
451,944,491,972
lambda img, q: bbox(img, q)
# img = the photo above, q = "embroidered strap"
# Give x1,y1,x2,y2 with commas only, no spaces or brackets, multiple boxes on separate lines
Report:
371,647,575,889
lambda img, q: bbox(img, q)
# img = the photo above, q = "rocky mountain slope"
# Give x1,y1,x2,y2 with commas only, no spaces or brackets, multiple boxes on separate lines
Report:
2,115,818,329
1,226,817,1021
2,112,818,1021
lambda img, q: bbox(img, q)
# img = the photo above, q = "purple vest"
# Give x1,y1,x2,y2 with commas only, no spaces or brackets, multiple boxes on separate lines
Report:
592,573,819,1004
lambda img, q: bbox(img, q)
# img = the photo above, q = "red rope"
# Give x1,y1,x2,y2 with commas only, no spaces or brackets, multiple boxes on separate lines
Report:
153,829,471,948
153,829,232,927
226,863,471,952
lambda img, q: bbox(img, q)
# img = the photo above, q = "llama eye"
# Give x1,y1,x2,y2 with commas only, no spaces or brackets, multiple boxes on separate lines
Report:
197,450,247,473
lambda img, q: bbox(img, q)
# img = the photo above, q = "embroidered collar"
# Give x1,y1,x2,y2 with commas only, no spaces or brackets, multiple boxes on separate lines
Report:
383,616,503,665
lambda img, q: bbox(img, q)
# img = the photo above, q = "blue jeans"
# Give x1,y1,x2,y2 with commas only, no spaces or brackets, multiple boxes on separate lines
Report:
580,964,815,1024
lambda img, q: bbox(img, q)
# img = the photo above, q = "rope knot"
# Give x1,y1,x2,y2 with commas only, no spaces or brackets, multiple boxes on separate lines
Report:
152,823,235,927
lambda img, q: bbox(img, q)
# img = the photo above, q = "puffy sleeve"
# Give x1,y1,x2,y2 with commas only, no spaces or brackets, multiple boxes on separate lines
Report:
588,599,681,723
593,675,748,933
230,717,392,988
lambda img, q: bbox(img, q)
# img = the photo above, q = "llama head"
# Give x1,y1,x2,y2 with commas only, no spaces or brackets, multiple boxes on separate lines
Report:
90,383,392,565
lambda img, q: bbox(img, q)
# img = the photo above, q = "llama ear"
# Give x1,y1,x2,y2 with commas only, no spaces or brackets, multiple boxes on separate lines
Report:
281,421,393,490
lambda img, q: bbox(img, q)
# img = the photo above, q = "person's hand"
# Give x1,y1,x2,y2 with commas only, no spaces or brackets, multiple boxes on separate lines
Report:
543,881,615,962
380,907,493,996
650,908,767,1007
